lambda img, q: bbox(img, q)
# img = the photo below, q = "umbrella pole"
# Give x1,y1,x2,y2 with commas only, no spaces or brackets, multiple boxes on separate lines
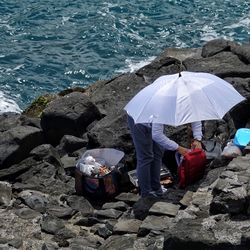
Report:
178,60,183,77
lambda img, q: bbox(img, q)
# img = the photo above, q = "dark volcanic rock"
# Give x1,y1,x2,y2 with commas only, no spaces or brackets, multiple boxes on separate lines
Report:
41,92,102,145
40,215,65,234
0,125,44,169
1,39,250,249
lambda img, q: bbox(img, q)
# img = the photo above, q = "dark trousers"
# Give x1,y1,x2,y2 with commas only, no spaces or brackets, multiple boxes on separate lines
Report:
127,115,164,197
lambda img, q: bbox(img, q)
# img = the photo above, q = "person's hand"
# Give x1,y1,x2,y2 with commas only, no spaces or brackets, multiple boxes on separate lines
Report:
191,139,202,149
177,146,189,156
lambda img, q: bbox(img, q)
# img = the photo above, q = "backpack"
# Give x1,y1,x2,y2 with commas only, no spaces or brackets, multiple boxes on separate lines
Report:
178,149,207,188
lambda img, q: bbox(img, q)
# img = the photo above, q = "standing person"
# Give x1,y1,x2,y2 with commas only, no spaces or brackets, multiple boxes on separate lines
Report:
127,115,202,198
125,71,245,198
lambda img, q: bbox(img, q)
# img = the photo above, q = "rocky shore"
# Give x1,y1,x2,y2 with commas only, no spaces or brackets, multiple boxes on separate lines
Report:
0,39,250,250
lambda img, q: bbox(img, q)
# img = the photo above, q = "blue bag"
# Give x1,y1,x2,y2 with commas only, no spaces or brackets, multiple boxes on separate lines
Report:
233,128,250,149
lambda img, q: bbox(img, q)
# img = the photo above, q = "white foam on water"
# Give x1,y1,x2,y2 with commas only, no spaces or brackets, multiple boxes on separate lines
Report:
115,56,156,74
200,25,221,42
0,91,22,114
224,17,250,29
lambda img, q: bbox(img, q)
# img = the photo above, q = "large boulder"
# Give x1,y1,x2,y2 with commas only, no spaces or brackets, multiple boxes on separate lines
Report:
184,51,250,78
41,92,102,145
0,125,44,169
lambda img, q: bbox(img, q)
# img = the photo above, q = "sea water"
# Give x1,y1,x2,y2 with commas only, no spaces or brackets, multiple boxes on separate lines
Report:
0,0,249,113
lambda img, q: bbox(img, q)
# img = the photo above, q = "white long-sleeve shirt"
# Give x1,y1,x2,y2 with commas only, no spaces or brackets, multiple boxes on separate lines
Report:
151,122,202,151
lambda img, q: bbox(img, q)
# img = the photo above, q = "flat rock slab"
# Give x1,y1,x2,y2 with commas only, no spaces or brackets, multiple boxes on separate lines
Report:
94,208,122,219
102,201,129,211
113,219,142,234
149,202,180,217
15,207,41,220
115,192,140,203
179,191,194,207
141,215,173,231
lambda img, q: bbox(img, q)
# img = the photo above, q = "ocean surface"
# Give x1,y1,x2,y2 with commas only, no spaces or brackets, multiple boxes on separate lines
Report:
0,0,249,113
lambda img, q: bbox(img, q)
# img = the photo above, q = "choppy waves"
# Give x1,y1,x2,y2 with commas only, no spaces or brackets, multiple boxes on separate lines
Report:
0,0,249,113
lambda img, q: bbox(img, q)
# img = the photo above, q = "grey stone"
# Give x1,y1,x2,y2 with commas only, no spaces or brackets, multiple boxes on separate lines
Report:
8,238,23,249
66,195,94,216
201,39,232,58
115,192,140,203
74,216,101,227
102,201,129,211
113,219,142,234
19,191,48,213
57,135,88,156
55,227,76,240
46,206,75,218
179,191,193,207
40,215,65,234
41,242,57,250
0,125,44,169
98,235,137,250
94,208,122,219
134,234,165,250
60,155,77,170
149,202,180,217
0,182,12,207
30,144,62,169
15,207,41,220
68,236,104,249
41,92,102,145
96,224,112,239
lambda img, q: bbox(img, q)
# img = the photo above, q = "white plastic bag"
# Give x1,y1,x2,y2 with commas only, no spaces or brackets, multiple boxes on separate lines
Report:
221,141,242,158
77,155,104,176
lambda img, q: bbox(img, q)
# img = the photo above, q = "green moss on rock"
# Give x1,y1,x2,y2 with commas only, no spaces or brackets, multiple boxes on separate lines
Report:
22,94,57,118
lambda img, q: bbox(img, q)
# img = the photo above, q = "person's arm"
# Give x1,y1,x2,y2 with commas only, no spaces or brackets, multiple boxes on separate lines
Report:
152,123,189,155
191,121,203,149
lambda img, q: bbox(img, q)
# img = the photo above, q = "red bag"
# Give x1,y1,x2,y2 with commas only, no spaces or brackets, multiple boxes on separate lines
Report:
178,149,207,188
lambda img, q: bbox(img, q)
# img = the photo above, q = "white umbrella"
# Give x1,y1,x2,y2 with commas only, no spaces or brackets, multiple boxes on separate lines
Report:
124,71,245,126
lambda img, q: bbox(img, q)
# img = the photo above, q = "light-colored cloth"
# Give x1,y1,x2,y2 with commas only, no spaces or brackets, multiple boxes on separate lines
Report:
150,121,202,151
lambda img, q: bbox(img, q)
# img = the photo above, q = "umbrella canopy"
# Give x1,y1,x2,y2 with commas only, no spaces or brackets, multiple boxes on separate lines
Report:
124,71,245,126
